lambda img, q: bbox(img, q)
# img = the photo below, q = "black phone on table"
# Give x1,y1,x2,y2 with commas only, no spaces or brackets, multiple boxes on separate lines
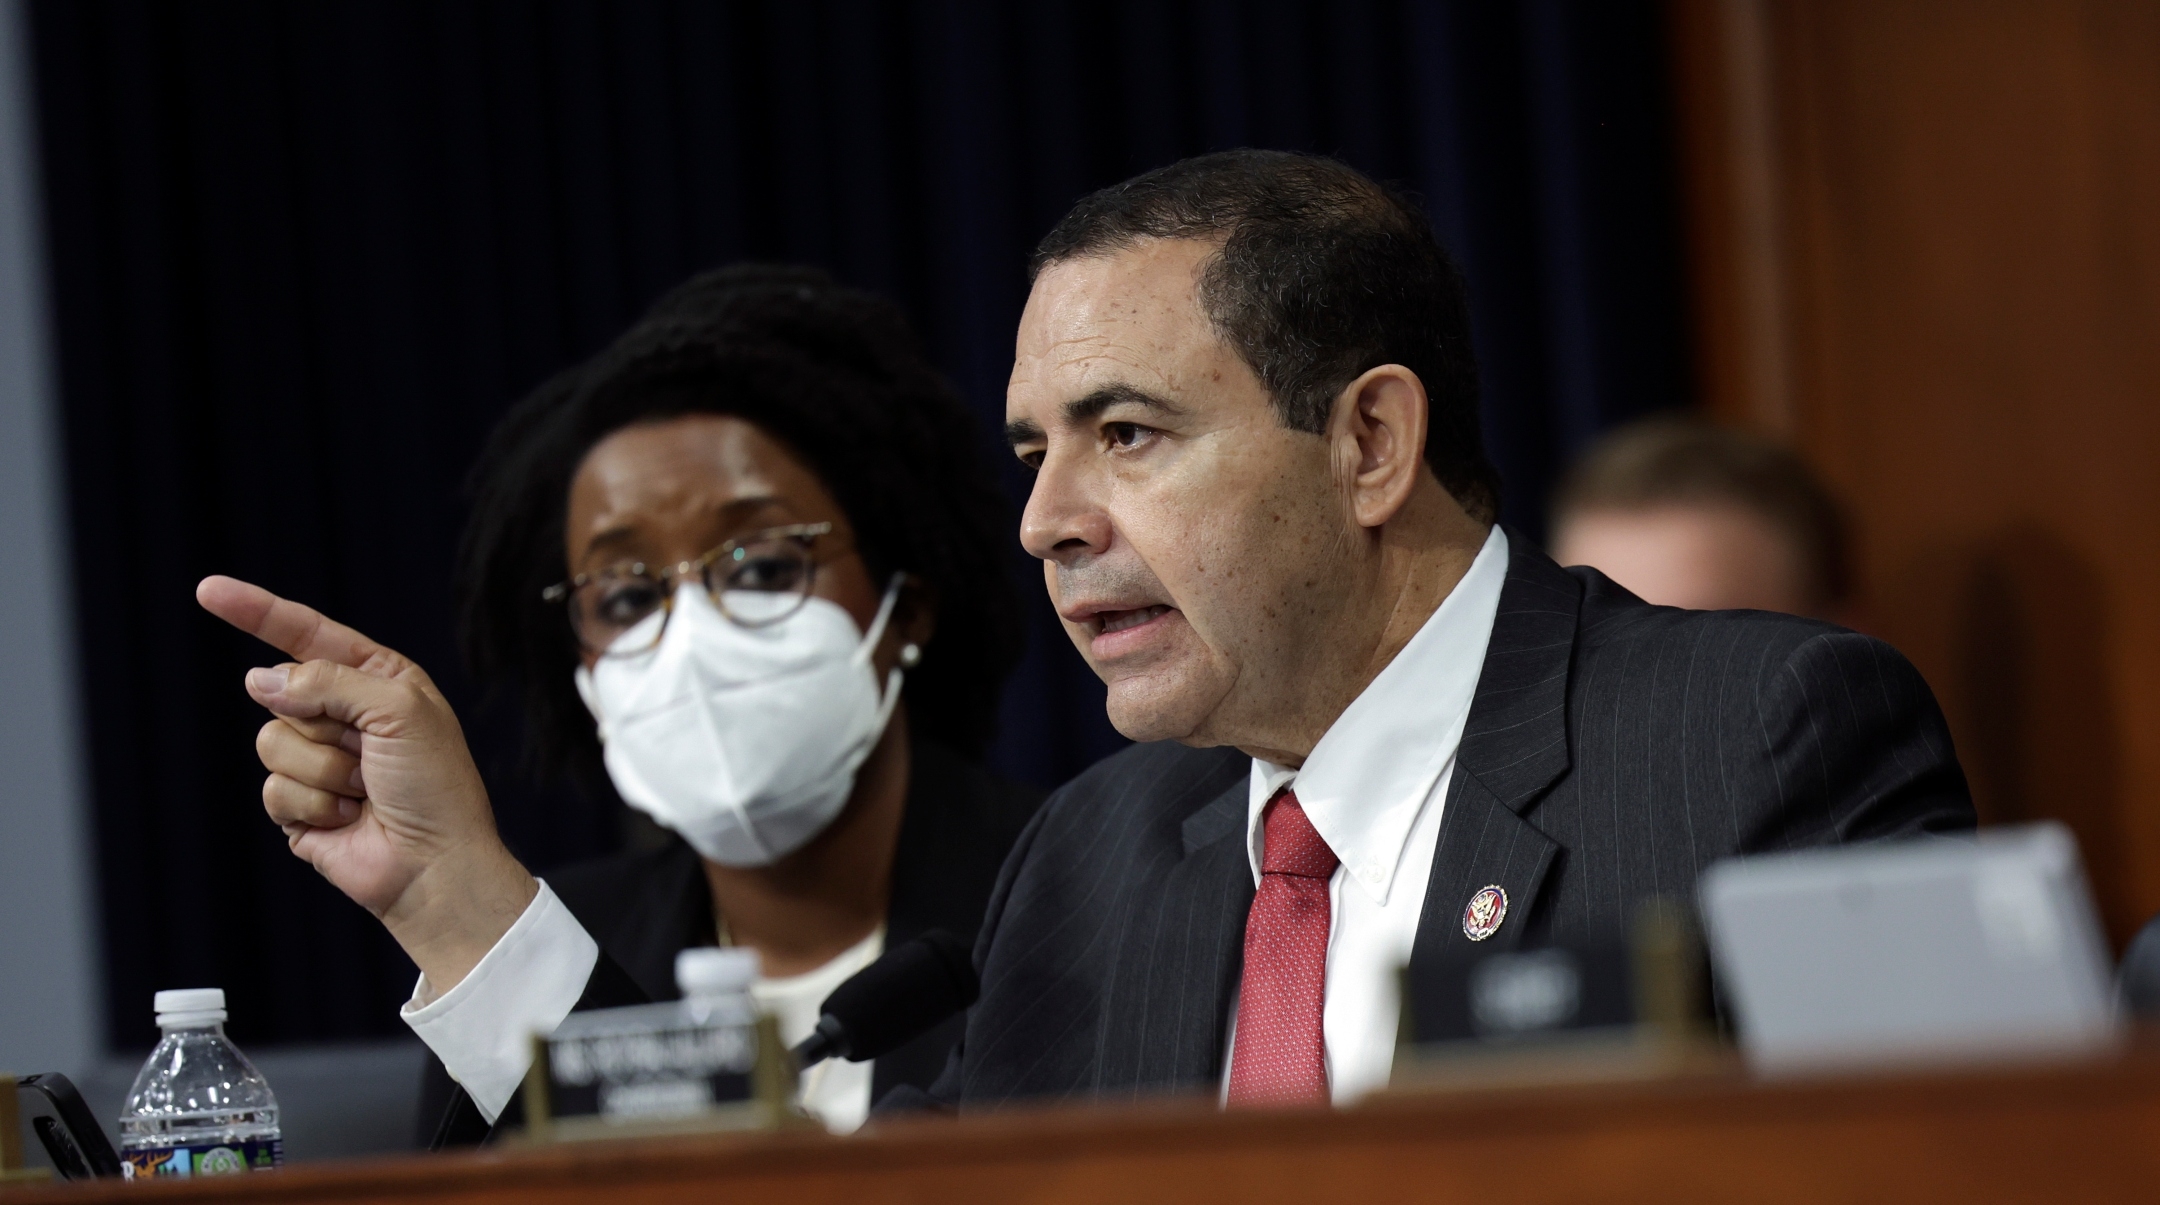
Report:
15,1073,121,1180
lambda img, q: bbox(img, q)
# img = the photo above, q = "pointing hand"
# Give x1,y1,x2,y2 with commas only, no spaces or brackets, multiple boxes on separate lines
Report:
197,575,536,994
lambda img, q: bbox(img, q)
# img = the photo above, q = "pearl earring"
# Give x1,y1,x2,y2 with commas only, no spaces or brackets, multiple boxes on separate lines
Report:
899,643,922,668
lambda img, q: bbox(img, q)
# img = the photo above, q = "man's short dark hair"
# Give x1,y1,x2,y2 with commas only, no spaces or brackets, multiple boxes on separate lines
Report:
457,265,1022,789
1552,416,1851,606
1031,149,1500,523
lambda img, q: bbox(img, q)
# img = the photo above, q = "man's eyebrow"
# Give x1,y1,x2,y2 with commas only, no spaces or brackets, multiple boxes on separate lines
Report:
1005,383,1186,449
1003,417,1044,449
1064,382,1186,426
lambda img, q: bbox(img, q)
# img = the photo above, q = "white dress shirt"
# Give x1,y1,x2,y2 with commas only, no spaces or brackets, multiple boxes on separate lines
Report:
401,884,882,1132
1229,525,1508,1104
402,880,599,1123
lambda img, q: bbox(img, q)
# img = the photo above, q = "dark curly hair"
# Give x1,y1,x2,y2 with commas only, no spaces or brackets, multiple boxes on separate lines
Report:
456,264,1022,790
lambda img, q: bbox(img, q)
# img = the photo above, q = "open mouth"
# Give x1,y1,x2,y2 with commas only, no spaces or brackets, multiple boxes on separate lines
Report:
1096,604,1171,636
1105,608,1175,639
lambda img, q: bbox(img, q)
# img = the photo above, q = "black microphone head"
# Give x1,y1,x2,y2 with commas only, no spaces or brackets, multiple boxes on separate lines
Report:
816,929,979,1062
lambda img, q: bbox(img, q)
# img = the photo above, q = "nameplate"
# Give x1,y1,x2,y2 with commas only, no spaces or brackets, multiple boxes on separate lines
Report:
520,999,800,1141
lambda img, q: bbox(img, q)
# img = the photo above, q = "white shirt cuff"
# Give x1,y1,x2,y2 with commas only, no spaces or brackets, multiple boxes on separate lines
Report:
400,879,600,1123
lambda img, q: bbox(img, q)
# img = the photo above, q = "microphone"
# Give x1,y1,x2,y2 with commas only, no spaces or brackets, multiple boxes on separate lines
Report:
791,929,978,1067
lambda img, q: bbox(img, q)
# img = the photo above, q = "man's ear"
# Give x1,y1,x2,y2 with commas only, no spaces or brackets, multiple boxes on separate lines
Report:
1327,364,1430,529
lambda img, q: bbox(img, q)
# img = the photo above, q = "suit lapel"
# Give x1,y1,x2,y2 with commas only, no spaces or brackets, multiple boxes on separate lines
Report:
1409,532,1582,974
1095,778,1254,1095
1410,768,1562,976
1180,781,1248,853
1454,531,1580,810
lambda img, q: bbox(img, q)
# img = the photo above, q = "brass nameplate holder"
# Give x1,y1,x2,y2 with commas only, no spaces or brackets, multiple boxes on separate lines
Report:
517,1011,810,1145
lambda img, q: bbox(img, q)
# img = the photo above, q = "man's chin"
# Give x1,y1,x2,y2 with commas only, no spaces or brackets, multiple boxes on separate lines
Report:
1101,673,1228,745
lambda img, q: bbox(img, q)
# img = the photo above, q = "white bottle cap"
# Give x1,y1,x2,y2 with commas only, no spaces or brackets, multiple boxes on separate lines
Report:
674,947,758,997
154,987,228,1027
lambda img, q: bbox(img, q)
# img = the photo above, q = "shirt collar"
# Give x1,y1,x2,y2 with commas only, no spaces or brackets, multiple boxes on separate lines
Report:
1245,526,1510,905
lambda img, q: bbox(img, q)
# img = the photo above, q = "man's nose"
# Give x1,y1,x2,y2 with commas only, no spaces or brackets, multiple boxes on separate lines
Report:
1019,453,1113,565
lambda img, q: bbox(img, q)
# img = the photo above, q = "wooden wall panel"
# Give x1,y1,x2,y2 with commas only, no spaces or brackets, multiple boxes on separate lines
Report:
1673,0,2160,941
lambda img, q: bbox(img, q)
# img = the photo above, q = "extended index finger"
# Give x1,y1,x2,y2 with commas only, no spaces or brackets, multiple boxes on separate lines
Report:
196,575,384,668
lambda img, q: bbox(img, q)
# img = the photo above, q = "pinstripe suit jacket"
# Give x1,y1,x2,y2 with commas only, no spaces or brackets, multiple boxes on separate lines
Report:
920,534,1974,1109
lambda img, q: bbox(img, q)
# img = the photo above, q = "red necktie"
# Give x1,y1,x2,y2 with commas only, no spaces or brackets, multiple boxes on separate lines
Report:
1226,790,1339,1107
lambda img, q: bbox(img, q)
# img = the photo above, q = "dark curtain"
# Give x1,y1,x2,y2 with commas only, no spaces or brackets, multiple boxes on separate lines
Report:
29,0,1688,1049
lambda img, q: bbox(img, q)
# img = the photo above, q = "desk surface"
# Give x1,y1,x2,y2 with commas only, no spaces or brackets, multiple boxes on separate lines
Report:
17,1046,2160,1204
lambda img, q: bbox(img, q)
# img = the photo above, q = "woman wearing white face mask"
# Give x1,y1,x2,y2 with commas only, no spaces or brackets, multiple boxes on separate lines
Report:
413,265,1042,1140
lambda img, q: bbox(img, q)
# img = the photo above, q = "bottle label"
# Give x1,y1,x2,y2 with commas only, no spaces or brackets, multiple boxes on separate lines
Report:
121,1138,282,1178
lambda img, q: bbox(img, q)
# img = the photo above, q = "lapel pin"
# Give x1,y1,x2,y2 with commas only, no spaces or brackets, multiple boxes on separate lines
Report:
1462,885,1508,941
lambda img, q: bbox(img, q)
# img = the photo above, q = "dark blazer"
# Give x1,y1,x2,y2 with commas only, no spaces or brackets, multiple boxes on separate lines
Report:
422,739,1041,1145
914,535,1975,1109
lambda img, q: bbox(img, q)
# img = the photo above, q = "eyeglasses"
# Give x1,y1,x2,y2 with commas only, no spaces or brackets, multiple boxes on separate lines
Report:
542,522,839,657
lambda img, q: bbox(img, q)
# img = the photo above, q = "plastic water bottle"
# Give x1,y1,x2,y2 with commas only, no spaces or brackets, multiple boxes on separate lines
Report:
675,946,759,1020
116,989,282,1178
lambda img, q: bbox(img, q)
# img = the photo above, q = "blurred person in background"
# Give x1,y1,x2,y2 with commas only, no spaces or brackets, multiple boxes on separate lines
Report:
407,264,1038,1138
1547,417,1851,621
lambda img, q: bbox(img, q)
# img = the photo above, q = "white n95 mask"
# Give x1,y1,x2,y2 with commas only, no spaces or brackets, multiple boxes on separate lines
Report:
574,578,905,867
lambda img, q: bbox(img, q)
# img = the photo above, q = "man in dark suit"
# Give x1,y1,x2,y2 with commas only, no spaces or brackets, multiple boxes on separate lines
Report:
200,149,1971,1117
958,149,1971,1107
